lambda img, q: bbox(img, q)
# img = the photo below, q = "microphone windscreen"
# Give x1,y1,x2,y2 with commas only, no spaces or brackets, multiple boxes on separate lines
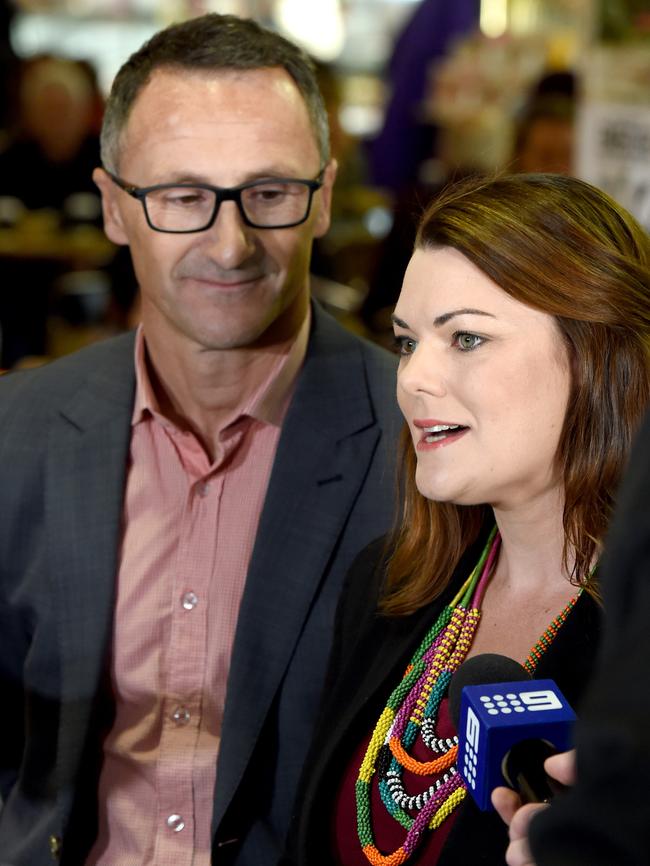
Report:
449,654,531,728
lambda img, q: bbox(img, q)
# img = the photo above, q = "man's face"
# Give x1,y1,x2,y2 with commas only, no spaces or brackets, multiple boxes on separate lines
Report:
94,67,335,350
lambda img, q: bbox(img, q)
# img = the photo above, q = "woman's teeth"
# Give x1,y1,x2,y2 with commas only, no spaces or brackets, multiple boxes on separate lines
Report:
422,424,463,443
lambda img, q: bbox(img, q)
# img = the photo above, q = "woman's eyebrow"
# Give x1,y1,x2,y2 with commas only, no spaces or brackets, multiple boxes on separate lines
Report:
432,308,495,327
392,309,496,330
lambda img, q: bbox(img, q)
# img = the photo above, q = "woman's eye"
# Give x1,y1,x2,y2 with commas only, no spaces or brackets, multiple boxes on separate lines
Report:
392,335,417,356
453,332,484,351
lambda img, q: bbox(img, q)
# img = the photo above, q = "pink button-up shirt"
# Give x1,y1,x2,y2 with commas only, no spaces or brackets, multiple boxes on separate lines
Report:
87,315,309,866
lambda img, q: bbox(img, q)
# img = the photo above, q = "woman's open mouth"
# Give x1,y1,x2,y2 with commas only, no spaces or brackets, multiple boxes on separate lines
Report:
414,421,469,450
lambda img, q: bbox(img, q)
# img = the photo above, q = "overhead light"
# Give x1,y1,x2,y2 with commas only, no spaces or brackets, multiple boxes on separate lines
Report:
480,0,508,38
274,0,345,62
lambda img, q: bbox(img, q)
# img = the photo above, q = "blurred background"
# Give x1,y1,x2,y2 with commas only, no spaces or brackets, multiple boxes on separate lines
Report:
0,0,648,367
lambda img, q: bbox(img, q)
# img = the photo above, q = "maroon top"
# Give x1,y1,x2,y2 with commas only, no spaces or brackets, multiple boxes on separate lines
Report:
332,697,461,865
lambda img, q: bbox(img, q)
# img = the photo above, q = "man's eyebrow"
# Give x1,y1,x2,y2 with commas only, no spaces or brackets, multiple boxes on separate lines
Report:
433,308,495,327
149,172,210,186
150,168,302,186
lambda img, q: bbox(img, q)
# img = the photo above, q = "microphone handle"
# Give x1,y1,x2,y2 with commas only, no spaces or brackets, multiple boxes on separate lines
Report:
502,739,569,804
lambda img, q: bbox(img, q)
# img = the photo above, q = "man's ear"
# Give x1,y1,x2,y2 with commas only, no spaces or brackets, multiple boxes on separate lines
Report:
313,158,338,239
93,167,129,246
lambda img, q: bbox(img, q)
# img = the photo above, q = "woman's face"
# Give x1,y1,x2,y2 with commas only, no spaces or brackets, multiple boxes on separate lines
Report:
394,246,571,510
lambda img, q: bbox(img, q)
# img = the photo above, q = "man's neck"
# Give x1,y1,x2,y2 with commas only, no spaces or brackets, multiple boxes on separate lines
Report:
141,318,306,461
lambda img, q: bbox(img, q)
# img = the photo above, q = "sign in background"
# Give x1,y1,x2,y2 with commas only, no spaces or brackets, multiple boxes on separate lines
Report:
576,45,650,230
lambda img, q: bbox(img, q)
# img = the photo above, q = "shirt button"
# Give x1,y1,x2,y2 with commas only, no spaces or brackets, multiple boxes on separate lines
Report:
197,481,210,497
171,705,191,726
49,834,62,859
181,591,198,610
167,814,185,832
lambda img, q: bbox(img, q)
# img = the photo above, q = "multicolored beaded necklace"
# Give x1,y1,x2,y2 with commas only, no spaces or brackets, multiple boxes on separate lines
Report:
355,528,581,866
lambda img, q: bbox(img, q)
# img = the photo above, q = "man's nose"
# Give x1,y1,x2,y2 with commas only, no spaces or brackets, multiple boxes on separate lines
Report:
201,200,257,269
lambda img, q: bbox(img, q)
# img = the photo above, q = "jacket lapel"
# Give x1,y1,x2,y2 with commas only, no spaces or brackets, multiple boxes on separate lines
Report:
48,336,135,799
213,307,388,827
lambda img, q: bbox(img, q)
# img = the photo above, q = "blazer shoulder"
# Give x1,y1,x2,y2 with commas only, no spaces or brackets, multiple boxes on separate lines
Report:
313,304,399,402
332,317,398,382
0,332,136,422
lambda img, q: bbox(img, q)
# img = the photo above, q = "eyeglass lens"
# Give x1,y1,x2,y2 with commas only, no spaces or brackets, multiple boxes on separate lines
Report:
144,180,314,230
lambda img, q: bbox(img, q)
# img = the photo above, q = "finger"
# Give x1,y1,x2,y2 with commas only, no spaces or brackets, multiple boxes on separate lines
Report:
504,803,548,866
491,786,522,825
509,802,547,839
544,749,576,786
505,835,536,866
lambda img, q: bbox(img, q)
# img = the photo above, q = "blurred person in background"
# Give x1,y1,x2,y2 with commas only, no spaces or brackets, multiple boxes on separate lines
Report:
358,0,479,345
511,71,576,175
0,53,138,369
0,55,108,367
0,13,400,866
0,54,101,211
359,69,577,345
366,0,479,195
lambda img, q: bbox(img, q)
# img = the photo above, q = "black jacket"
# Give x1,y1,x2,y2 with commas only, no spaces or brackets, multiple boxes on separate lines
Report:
530,409,650,866
286,530,602,866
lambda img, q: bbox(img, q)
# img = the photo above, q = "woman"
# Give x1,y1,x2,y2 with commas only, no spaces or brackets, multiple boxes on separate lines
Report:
286,173,650,865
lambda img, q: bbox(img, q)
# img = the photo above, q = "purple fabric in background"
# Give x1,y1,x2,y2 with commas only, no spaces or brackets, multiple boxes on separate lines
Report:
367,0,480,193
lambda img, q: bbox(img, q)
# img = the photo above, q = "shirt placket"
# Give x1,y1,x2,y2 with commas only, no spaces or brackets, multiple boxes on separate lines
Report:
153,435,225,866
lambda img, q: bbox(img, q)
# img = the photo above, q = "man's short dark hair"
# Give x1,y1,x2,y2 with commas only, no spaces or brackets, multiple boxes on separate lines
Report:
101,13,330,172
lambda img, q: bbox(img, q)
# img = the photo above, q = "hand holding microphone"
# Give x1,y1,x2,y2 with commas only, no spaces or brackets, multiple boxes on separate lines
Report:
492,752,576,866
449,654,577,866
448,653,575,810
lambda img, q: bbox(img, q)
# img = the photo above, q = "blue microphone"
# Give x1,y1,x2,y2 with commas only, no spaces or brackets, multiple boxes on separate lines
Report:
449,654,576,811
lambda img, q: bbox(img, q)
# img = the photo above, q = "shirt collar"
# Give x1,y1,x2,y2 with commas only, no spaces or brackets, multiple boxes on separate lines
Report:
131,308,310,431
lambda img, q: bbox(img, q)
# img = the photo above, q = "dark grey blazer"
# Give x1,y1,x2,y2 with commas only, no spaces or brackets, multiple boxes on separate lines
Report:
0,303,402,866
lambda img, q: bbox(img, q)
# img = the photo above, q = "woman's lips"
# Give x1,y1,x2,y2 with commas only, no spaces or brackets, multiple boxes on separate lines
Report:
413,421,469,450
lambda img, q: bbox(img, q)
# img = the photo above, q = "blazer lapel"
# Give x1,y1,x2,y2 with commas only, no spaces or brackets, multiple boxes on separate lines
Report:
47,336,135,798
213,307,388,827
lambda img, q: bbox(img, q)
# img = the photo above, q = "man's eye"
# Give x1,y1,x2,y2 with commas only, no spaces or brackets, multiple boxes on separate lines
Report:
251,187,288,203
453,332,484,351
163,190,207,206
392,335,417,356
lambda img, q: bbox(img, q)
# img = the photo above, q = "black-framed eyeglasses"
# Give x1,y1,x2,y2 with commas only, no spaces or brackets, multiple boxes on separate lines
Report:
105,169,325,233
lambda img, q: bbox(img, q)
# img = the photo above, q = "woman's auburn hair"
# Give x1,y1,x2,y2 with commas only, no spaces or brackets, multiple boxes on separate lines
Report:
382,172,650,616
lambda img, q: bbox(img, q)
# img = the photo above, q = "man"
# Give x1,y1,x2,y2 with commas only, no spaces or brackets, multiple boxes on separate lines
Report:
494,406,650,865
0,15,400,866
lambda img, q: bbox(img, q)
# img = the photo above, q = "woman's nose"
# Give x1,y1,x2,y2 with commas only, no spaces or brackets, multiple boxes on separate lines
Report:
397,345,447,399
